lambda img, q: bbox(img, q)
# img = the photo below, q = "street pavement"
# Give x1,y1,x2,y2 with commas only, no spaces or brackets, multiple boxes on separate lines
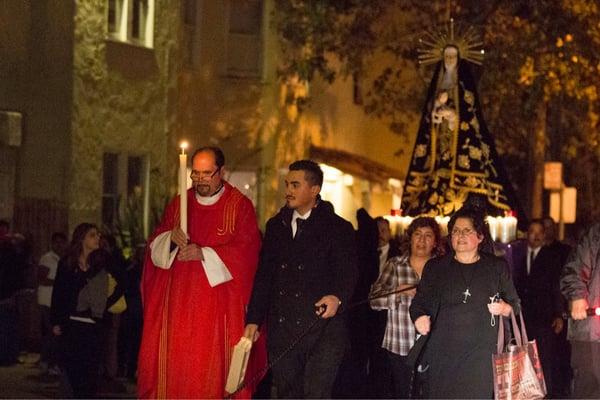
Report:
0,352,136,399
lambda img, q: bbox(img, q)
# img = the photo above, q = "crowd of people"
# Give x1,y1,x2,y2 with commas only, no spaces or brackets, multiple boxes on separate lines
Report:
1,146,599,399
0,220,144,397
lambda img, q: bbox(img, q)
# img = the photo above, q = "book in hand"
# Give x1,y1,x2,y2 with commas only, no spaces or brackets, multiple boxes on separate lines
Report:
225,337,253,394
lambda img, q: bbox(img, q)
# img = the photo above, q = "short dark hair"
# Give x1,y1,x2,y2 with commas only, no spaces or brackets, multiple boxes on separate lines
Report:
51,232,67,242
528,218,545,231
192,146,225,168
289,160,323,187
406,217,441,247
542,216,555,224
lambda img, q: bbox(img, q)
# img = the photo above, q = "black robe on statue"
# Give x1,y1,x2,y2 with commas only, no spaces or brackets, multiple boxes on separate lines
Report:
401,57,523,219
410,252,520,399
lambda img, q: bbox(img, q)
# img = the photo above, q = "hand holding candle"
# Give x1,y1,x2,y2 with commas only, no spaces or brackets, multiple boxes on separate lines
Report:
179,141,188,235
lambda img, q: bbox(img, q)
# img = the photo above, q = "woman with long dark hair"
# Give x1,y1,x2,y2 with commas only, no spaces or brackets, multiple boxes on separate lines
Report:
50,223,108,398
409,207,520,398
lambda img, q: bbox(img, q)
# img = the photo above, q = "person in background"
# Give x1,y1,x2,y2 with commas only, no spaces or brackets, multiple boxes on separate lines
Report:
370,217,440,399
118,243,145,382
0,220,23,366
37,232,68,376
99,233,127,392
365,216,402,398
541,216,573,397
542,216,572,268
334,211,399,398
560,223,600,399
511,219,564,397
51,223,104,398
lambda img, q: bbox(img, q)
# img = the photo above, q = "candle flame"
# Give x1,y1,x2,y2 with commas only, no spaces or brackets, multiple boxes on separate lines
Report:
180,141,189,154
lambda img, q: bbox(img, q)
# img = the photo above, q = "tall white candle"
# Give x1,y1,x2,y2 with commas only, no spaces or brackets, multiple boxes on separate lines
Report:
179,142,188,234
506,214,517,243
435,216,450,236
486,216,498,242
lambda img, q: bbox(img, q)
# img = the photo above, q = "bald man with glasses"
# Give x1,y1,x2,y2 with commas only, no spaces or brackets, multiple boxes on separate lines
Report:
138,146,266,399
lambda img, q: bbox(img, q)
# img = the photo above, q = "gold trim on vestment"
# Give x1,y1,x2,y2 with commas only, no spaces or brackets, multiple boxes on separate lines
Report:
157,273,172,399
217,190,243,236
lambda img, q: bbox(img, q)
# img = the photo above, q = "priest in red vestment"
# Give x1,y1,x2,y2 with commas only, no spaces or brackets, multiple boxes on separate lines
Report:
138,147,266,399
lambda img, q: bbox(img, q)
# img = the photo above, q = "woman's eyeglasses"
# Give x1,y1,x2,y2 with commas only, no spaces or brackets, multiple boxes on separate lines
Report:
451,228,476,237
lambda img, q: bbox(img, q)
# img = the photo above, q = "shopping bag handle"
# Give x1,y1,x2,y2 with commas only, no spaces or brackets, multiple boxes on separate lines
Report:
510,309,523,346
496,309,524,353
518,309,530,343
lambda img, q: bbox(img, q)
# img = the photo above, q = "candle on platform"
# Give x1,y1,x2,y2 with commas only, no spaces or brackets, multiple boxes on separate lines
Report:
486,216,499,242
179,141,188,234
401,216,414,236
498,213,518,243
506,213,518,243
435,216,450,236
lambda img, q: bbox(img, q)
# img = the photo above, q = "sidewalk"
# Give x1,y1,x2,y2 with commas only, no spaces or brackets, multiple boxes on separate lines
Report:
0,352,136,399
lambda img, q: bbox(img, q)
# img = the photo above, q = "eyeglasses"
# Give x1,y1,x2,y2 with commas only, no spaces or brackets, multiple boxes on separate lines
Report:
451,228,476,237
190,167,220,180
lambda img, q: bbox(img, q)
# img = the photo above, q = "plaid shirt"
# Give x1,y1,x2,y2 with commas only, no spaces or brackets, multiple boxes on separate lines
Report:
369,254,420,356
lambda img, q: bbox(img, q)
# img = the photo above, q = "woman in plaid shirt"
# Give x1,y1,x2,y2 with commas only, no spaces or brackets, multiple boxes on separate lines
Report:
369,217,441,399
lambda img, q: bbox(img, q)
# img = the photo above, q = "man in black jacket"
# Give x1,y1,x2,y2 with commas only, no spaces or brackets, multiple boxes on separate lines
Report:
244,160,358,398
512,219,564,397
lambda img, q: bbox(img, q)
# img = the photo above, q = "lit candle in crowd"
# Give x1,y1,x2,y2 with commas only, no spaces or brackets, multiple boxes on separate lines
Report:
400,216,414,235
486,216,499,242
179,141,188,234
498,212,517,243
505,211,518,243
435,216,450,236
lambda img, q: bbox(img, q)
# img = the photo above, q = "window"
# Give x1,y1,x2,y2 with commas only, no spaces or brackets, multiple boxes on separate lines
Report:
183,0,200,68
102,152,149,230
107,0,121,35
107,0,155,48
127,156,143,194
226,0,262,77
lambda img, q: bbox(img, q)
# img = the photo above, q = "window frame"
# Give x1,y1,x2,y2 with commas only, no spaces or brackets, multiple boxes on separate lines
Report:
107,0,155,49
224,0,264,78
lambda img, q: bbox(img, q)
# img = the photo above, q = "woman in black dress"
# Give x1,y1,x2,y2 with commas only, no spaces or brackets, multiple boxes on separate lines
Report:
410,207,520,398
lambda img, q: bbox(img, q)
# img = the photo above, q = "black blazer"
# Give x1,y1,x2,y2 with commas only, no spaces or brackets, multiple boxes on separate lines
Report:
512,245,564,330
246,199,358,351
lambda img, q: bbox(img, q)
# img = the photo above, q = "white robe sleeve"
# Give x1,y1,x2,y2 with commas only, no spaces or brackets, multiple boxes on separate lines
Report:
201,247,233,287
149,232,232,286
149,231,178,269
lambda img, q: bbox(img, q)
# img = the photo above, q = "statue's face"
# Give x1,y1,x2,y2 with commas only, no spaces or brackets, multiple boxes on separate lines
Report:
443,46,458,70
438,91,449,104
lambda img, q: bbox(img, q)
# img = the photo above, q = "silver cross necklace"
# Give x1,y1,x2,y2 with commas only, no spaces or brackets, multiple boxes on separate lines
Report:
455,255,480,304
462,288,472,303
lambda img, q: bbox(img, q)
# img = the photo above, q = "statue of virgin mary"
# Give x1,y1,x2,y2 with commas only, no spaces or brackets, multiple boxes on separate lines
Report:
401,30,521,218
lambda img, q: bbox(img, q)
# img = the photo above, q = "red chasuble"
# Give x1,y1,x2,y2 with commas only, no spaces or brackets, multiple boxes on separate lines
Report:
138,183,266,399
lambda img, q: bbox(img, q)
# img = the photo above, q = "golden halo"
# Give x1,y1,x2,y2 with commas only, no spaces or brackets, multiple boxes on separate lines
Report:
418,18,485,66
